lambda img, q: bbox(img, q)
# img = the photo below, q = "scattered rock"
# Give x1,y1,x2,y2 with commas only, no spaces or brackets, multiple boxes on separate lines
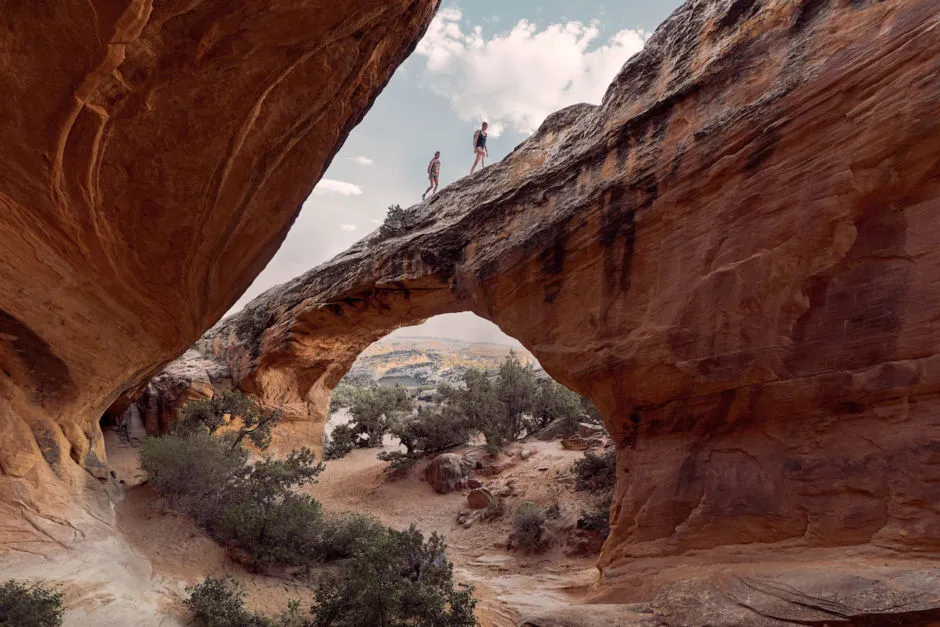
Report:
535,417,579,441
425,453,472,494
467,478,484,489
561,436,588,451
456,510,481,529
565,528,607,557
561,436,604,451
577,422,606,438
468,487,494,510
519,447,536,460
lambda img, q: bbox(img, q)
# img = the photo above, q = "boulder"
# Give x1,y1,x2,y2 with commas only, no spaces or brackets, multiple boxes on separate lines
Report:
424,453,471,494
468,487,494,510
536,417,579,441
577,423,606,439
467,478,484,490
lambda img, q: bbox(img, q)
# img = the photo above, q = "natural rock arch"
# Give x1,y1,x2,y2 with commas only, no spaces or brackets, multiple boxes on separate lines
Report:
204,0,940,581
0,0,440,544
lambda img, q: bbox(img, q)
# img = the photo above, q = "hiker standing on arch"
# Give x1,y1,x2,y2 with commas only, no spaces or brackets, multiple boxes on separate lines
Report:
423,151,441,201
471,121,488,174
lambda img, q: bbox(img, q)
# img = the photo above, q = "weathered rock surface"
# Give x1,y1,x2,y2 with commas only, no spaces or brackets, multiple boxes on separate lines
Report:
467,487,493,510
203,0,940,612
0,0,439,548
425,453,471,494
118,350,233,436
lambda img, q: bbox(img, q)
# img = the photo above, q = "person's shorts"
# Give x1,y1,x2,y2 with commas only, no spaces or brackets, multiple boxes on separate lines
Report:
430,175,439,182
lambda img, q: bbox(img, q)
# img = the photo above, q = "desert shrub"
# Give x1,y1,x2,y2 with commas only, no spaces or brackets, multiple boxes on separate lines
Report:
142,400,333,570
187,526,478,626
379,204,415,238
528,379,583,432
480,495,506,522
375,450,418,476
0,579,64,627
577,494,613,540
185,576,266,627
494,352,537,442
310,525,477,627
139,432,246,522
347,386,413,448
438,352,539,451
323,424,357,460
218,492,323,568
311,512,387,562
328,378,373,415
175,390,282,451
210,448,325,568
390,405,470,457
573,450,616,492
509,502,550,553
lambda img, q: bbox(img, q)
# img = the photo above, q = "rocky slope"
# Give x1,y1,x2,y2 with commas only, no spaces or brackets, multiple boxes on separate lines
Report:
0,0,439,550
204,0,940,615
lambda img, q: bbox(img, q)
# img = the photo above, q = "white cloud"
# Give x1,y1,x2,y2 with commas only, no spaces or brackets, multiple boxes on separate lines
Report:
352,156,374,166
340,224,358,232
415,8,646,136
314,179,363,196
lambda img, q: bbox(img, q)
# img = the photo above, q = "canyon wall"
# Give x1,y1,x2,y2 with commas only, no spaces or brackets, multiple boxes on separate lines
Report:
206,0,940,582
0,0,439,550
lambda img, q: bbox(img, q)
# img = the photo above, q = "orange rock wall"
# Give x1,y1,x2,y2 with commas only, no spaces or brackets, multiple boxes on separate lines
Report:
0,0,439,548
207,0,940,571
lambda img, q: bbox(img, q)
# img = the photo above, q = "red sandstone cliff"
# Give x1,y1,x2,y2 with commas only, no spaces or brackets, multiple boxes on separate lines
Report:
0,0,439,548
202,0,940,619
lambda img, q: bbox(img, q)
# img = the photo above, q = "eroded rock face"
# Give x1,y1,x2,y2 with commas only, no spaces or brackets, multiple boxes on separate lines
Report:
0,0,439,549
119,349,233,437
205,0,940,595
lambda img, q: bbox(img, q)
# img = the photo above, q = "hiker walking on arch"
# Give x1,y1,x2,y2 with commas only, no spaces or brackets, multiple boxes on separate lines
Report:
423,151,441,201
471,122,488,174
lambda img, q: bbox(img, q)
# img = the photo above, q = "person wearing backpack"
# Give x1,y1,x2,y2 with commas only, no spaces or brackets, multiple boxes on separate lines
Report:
471,122,488,174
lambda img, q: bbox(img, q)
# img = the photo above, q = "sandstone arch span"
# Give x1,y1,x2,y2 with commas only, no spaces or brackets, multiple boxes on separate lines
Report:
203,0,940,586
0,0,440,546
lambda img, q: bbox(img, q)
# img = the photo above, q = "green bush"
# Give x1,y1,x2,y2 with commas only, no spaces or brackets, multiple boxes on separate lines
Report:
528,379,583,432
184,576,265,627
142,402,332,571
344,386,413,449
389,405,470,459
187,526,478,627
375,450,418,475
311,512,387,562
323,424,357,460
577,494,612,540
209,449,325,569
176,390,282,451
572,450,616,492
0,580,64,627
310,525,477,626
140,432,246,523
508,502,550,553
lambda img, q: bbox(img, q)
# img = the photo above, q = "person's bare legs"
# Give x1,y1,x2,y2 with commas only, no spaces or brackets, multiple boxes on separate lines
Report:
423,179,434,200
471,148,484,174
433,178,439,194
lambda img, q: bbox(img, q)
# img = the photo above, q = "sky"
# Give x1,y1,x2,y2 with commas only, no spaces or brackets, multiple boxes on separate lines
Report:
229,0,684,344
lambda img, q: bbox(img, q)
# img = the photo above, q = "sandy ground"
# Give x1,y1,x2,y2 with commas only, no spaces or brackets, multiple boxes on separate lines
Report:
306,437,602,625
0,427,602,625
